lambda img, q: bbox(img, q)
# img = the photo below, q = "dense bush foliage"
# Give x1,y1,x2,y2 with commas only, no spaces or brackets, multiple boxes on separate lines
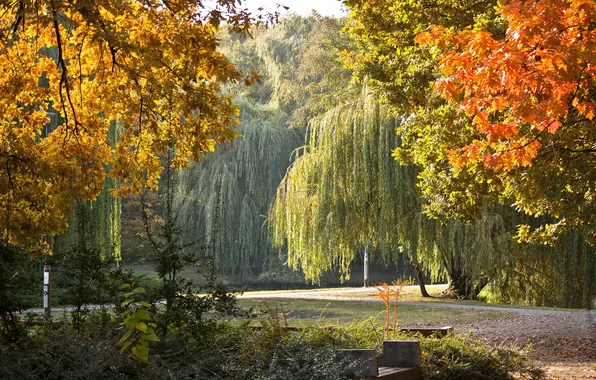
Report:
0,314,362,380
0,309,544,380
419,335,543,380
0,243,40,342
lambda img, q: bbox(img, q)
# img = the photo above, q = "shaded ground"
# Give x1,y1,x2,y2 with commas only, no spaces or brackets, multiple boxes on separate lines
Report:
241,287,596,379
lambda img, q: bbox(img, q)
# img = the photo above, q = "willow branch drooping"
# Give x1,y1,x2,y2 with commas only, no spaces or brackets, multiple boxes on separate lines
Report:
270,88,430,282
269,87,596,306
175,109,302,276
173,15,339,276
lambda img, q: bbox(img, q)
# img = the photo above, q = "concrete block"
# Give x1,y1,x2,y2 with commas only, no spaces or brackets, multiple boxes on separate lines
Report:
379,340,421,368
337,349,378,377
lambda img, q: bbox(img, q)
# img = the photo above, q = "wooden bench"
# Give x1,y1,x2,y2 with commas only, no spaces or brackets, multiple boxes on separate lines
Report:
399,326,454,338
338,341,423,380
365,367,422,380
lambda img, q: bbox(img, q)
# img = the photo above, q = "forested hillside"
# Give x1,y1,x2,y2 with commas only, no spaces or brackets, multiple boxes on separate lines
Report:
172,15,355,278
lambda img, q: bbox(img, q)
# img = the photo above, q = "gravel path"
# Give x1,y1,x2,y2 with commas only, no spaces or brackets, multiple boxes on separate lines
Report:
457,312,596,379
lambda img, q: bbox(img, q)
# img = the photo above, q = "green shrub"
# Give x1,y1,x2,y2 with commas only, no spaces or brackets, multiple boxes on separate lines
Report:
48,245,131,308
0,315,126,380
0,242,40,342
0,314,362,380
0,306,544,380
420,334,544,380
298,320,545,380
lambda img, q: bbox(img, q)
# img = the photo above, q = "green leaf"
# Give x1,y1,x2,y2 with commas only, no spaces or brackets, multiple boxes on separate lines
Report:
119,340,132,354
132,287,145,294
131,345,149,362
123,316,136,329
134,309,151,320
118,329,133,345
121,299,133,307
142,333,160,342
135,322,148,333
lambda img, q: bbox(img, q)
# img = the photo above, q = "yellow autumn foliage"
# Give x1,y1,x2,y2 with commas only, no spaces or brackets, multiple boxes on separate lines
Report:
0,1,251,253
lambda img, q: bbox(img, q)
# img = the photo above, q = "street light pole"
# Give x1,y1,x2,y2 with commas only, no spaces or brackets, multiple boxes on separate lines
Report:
363,244,369,288
43,264,51,320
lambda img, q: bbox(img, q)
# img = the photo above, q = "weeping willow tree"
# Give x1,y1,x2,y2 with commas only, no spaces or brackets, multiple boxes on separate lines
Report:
175,105,302,276
269,88,596,306
173,14,348,277
53,182,121,259
53,122,122,260
270,87,435,286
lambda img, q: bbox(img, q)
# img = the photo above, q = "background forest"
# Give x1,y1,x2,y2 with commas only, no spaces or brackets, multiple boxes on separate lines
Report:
45,12,596,309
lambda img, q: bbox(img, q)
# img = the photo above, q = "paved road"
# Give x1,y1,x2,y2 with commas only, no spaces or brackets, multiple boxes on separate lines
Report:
24,286,596,317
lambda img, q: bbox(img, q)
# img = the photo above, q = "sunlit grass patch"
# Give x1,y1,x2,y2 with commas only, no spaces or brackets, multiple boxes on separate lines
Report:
239,298,509,327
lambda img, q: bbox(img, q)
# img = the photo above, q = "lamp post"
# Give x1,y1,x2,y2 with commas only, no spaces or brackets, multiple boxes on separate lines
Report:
363,244,369,288
43,264,51,320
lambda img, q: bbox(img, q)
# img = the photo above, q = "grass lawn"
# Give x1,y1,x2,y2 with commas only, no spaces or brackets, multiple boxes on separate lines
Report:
254,285,588,312
238,298,510,327
125,264,206,282
122,266,587,313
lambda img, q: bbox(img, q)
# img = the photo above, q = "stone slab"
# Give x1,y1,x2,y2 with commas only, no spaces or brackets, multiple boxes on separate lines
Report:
337,349,378,378
379,340,421,368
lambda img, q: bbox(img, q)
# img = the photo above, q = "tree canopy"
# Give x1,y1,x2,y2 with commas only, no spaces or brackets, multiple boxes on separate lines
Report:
416,0,596,243
344,0,596,244
0,0,258,252
265,4,596,306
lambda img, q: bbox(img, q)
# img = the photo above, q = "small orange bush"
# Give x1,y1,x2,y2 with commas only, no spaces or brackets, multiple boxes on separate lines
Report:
376,280,410,335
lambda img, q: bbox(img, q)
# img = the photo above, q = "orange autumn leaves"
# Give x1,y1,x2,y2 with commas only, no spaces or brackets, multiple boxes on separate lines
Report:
0,1,246,252
416,0,596,171
376,280,409,335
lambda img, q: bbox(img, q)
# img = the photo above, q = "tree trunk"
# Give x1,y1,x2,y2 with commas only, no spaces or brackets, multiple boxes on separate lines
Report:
448,268,488,300
413,261,431,297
